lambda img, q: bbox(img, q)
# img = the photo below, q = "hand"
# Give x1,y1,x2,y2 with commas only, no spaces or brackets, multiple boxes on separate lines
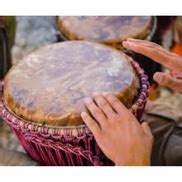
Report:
81,92,153,166
123,38,182,93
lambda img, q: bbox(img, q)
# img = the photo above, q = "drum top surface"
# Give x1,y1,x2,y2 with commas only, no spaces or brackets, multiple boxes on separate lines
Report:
58,16,152,42
3,41,139,126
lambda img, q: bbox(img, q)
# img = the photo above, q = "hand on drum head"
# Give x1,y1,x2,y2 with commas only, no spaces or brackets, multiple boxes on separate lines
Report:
81,92,153,166
123,38,182,93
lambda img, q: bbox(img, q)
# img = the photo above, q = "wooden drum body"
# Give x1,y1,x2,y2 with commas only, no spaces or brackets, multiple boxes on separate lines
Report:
0,41,149,166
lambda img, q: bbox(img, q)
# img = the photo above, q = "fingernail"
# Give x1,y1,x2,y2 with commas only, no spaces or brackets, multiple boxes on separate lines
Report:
154,73,163,83
123,41,135,47
84,97,92,104
122,41,130,47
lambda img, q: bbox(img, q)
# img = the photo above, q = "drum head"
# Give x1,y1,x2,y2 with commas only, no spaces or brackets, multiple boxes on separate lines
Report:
57,16,152,48
3,41,139,126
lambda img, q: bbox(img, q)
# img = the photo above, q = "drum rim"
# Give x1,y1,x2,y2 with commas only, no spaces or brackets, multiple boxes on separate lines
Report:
56,16,157,42
0,58,149,137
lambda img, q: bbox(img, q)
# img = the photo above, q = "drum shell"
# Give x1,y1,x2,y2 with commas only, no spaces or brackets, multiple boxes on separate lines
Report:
0,59,149,166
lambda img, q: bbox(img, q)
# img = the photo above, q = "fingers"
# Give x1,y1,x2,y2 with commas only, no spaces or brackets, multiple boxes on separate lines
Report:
84,97,107,128
81,111,101,138
102,92,142,127
123,39,182,72
101,92,131,116
171,70,182,79
141,122,154,142
127,38,164,50
92,92,116,118
153,72,182,93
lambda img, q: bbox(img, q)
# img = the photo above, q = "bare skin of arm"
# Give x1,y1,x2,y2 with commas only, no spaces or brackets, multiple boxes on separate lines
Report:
123,38,182,93
81,39,182,166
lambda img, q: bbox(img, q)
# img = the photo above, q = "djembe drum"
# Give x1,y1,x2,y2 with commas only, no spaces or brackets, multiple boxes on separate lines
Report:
57,16,156,49
57,16,158,83
0,41,149,166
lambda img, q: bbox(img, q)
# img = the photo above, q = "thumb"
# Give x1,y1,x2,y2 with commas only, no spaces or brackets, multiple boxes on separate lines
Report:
153,72,182,93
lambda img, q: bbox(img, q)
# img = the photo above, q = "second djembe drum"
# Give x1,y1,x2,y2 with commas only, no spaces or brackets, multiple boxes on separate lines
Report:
57,16,156,49
0,41,149,166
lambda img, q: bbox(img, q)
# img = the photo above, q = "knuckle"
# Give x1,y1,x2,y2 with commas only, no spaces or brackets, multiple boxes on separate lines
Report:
106,111,116,120
167,79,177,88
108,114,115,121
85,116,93,123
89,120,96,127
97,98,108,107
123,112,135,121
109,115,119,123
87,101,94,107
161,75,172,85
102,103,113,112
92,108,102,116
109,97,120,105
87,119,97,128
